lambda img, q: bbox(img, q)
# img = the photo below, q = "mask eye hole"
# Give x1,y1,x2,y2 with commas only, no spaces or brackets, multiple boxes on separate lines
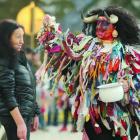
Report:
102,21,108,25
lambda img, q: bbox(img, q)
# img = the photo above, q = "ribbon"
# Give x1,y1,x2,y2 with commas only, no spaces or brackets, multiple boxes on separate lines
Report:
45,45,61,53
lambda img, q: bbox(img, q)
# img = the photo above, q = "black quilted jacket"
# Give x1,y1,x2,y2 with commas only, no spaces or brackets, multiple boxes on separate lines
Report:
0,51,40,117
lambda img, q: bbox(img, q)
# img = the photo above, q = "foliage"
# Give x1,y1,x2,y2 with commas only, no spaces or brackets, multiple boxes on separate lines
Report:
43,0,75,19
0,0,45,20
110,0,140,19
89,0,140,19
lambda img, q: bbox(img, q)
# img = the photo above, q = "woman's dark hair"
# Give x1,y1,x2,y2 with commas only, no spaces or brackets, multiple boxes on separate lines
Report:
0,19,24,64
82,5,140,45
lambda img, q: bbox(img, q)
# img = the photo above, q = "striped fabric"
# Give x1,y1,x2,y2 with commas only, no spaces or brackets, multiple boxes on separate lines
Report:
82,129,89,140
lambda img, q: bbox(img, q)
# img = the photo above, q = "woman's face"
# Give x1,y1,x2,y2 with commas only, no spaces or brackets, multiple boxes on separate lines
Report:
10,27,24,52
96,16,115,39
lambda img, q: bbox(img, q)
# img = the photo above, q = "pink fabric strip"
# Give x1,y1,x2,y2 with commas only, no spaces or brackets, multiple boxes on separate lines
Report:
45,34,55,43
39,32,51,44
35,64,43,80
77,96,83,114
45,45,61,53
82,129,89,140
62,41,83,61
94,46,102,57
73,86,80,105
104,53,111,61
90,59,95,70
112,55,119,67
103,63,109,81
57,55,69,83
117,63,122,78
56,53,67,66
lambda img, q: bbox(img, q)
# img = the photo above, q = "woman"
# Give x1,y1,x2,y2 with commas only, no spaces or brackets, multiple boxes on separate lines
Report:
35,5,140,140
0,20,40,140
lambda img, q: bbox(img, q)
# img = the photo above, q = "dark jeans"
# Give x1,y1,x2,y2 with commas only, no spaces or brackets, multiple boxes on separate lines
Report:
63,106,74,127
0,117,31,140
39,113,46,128
84,118,137,140
47,105,58,126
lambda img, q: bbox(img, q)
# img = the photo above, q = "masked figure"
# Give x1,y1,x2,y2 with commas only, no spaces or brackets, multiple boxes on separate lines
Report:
35,5,140,140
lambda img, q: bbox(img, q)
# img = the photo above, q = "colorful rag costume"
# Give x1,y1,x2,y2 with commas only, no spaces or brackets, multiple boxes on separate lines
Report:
72,38,140,140
34,8,140,139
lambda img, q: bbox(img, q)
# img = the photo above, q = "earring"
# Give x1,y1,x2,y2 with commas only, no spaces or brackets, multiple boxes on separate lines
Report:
112,30,118,38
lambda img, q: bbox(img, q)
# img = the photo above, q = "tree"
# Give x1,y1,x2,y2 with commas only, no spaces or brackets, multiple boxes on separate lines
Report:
87,0,140,19
0,0,45,20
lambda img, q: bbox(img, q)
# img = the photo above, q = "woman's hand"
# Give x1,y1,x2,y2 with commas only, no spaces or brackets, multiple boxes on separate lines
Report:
17,123,27,140
119,78,129,92
10,107,27,140
30,116,39,132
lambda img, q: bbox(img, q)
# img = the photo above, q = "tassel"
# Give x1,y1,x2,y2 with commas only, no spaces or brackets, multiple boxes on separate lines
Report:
101,63,105,77
91,80,96,99
40,51,48,82
93,61,99,80
101,101,104,113
108,59,113,73
94,107,99,119
121,136,127,140
79,67,85,101
107,103,114,116
132,64,140,74
102,103,107,118
35,64,43,80
113,59,120,71
50,54,67,95
89,105,101,134
86,89,91,108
